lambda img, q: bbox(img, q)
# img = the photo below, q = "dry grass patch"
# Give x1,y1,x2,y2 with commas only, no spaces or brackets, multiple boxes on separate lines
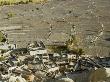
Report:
0,0,48,5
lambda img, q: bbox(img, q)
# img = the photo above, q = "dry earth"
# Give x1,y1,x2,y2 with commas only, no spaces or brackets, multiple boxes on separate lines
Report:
0,0,110,56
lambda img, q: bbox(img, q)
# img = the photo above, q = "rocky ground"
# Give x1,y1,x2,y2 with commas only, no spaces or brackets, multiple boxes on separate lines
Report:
0,0,110,56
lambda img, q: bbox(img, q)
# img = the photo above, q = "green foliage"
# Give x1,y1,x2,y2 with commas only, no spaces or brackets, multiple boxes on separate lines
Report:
47,35,85,55
47,45,67,53
0,0,48,6
18,1,29,4
29,0,32,2
71,48,84,55
0,32,6,42
66,35,84,56
77,48,84,55
66,35,78,51
6,12,16,19
0,56,5,61
0,1,10,5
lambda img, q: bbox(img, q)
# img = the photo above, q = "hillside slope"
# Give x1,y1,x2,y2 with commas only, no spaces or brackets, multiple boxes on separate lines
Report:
0,0,110,56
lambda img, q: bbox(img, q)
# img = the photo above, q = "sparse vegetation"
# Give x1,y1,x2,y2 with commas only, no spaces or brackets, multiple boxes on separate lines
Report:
6,12,16,19
0,0,48,6
66,35,85,57
0,56,5,61
0,1,10,5
47,35,85,57
47,45,67,53
0,32,6,42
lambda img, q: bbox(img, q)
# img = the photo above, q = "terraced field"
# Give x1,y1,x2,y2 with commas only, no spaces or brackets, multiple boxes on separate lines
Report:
0,0,110,56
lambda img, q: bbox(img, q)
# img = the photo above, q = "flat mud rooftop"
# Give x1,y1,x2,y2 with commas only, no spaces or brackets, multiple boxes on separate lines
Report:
0,0,110,56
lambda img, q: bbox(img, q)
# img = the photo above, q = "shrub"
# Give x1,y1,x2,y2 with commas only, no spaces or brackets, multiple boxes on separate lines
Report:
29,0,33,2
0,56,5,61
7,12,16,19
66,35,85,57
